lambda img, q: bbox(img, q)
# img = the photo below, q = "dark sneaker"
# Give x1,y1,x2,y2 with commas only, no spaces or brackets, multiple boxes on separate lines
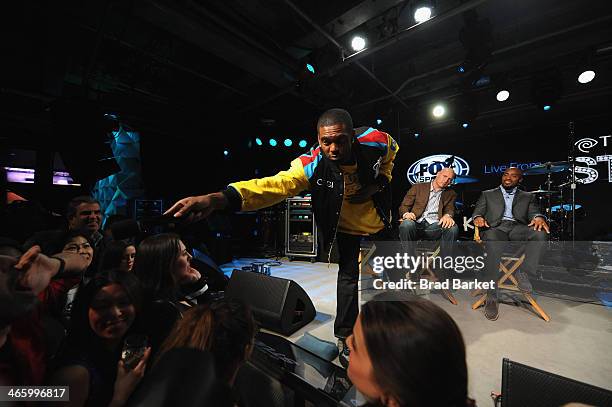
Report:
484,290,499,321
514,270,532,292
337,338,350,368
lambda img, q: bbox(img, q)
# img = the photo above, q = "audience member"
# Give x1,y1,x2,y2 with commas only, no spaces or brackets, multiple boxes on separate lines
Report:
156,300,256,386
346,294,473,407
58,231,96,324
25,196,104,253
100,241,136,273
133,233,208,352
50,271,150,407
1,246,89,385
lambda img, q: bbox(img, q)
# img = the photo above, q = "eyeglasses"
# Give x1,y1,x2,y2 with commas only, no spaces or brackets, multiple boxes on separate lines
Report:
63,242,92,252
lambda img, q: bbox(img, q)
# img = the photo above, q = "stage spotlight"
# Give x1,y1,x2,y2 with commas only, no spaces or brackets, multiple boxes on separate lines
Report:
414,7,432,23
432,104,446,118
376,119,382,125
414,133,420,138
306,63,315,74
462,123,469,128
284,138,293,147
351,36,366,51
496,90,510,102
269,138,277,147
578,70,595,84
543,105,551,111
223,149,229,156
299,140,307,148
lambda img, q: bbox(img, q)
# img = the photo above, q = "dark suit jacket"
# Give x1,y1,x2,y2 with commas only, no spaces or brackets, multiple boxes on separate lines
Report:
398,182,457,220
472,187,543,227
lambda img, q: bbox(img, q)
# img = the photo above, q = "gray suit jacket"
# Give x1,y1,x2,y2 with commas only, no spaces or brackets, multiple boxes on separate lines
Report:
472,187,543,228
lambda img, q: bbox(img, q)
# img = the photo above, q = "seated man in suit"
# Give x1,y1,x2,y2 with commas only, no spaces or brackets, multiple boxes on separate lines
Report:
398,168,458,279
473,167,549,320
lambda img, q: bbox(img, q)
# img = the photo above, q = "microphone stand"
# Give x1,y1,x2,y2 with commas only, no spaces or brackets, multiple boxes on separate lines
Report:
568,121,576,245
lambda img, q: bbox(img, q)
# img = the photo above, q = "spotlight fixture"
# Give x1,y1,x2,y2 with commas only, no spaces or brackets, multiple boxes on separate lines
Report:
255,138,263,146
577,70,595,84
351,36,366,51
414,7,432,23
414,133,420,138
284,139,293,147
306,63,315,74
543,105,551,111
269,138,277,147
462,123,469,128
299,140,308,148
496,90,510,102
432,104,446,118
376,119,382,125
223,150,229,156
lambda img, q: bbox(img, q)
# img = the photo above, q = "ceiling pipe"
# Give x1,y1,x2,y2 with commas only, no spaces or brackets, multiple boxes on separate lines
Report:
355,13,612,109
284,0,411,110
76,22,250,98
184,0,300,73
340,0,490,66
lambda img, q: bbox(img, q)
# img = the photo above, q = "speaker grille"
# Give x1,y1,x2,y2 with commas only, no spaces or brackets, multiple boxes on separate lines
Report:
226,270,289,315
502,358,612,407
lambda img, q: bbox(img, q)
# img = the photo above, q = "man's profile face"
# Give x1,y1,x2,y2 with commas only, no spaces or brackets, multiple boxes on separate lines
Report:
69,203,102,234
318,123,353,163
501,168,522,189
433,168,455,189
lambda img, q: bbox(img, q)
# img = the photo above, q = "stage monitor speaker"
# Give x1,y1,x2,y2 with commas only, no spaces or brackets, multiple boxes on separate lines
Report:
501,358,612,407
225,270,315,336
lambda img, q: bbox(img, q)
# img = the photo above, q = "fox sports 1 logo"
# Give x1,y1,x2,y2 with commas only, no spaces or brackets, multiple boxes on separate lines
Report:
407,154,470,184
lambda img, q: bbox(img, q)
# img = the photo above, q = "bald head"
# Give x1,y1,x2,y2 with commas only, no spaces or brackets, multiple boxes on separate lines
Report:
433,168,455,189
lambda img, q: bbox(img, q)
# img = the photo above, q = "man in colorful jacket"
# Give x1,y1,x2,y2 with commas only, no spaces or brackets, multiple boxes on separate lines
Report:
165,108,399,366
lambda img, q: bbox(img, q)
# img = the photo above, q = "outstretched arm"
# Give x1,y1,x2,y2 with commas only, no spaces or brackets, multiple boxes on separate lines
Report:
164,158,310,220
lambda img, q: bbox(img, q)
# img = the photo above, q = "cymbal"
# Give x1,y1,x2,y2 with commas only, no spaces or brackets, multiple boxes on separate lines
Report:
524,162,570,175
529,189,559,194
453,175,479,184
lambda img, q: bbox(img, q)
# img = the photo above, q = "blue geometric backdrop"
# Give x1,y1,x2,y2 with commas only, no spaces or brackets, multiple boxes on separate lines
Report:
92,125,144,224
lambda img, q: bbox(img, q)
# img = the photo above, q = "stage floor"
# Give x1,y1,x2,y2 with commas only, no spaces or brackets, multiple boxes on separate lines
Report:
220,258,612,405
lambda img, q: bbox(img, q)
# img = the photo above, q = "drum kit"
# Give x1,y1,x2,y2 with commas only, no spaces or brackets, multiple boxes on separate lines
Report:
524,160,584,241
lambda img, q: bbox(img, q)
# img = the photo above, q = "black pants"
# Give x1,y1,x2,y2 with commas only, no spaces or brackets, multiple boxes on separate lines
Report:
334,228,398,339
480,220,548,283
399,219,459,263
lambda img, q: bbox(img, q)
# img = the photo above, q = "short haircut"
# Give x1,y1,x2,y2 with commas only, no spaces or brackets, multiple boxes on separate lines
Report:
317,108,353,131
66,196,100,219
505,166,523,177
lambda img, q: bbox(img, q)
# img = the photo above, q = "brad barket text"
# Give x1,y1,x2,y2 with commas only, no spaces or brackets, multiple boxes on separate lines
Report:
373,278,496,291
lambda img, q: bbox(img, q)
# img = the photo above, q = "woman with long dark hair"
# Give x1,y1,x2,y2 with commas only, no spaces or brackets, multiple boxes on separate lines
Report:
50,271,150,407
133,233,208,352
346,295,473,407
133,233,203,302
99,240,136,273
